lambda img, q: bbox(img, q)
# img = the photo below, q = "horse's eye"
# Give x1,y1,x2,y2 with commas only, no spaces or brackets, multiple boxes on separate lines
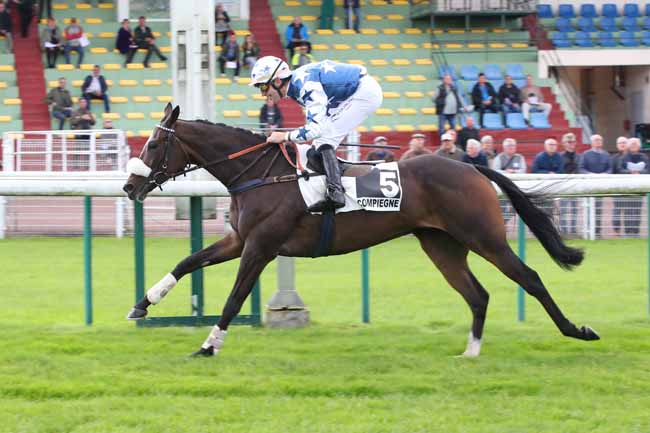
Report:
148,142,158,150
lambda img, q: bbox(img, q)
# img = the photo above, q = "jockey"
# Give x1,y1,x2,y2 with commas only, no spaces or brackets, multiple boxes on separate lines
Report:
250,56,383,212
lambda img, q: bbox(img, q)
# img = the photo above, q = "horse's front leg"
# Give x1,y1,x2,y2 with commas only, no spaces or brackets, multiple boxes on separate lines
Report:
126,232,243,320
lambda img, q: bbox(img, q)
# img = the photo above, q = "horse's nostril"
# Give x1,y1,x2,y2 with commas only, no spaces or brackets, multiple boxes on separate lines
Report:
123,183,135,194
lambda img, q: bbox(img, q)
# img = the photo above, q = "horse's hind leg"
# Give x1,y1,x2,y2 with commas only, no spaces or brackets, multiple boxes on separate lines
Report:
414,229,490,357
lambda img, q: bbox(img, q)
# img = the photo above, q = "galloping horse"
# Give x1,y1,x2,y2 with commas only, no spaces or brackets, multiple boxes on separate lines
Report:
123,104,599,358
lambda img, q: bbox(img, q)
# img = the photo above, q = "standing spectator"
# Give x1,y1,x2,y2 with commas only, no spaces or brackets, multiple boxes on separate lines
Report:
344,0,360,33
214,3,230,46
471,73,498,128
493,138,526,173
579,134,612,237
480,135,496,168
16,0,35,38
46,77,73,129
498,75,522,113
366,136,395,162
457,116,479,151
218,32,240,78
532,138,564,173
259,95,283,130
433,74,463,134
41,17,62,68
611,136,629,234
285,16,310,59
461,139,488,166
618,138,648,235
241,34,260,70
0,1,13,53
115,18,137,66
521,74,552,125
63,17,85,68
290,41,314,69
81,64,110,113
70,97,95,130
400,137,433,160
434,132,465,162
38,0,52,20
560,132,580,236
133,16,167,68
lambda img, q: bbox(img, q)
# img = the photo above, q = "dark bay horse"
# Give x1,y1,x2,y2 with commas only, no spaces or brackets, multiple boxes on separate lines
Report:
123,104,599,357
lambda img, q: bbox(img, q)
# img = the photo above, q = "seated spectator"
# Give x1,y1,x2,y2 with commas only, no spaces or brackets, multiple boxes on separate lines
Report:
434,132,465,162
133,16,167,68
611,136,628,174
241,34,260,69
560,132,580,236
561,132,580,173
480,135,496,167
366,136,395,162
115,18,137,66
218,33,240,78
521,74,552,125
214,3,230,46
579,134,612,174
291,41,314,69
46,77,73,130
41,17,62,68
498,75,522,113
471,73,498,128
0,1,13,53
400,136,433,160
70,97,96,131
619,138,648,235
82,64,110,113
285,16,310,59
433,74,464,135
532,138,564,173
259,95,283,130
344,0,361,33
492,138,526,173
412,132,428,148
462,139,488,167
457,116,479,151
64,17,85,68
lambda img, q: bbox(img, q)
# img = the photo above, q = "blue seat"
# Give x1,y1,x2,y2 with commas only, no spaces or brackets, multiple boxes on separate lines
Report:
514,79,526,88
491,79,504,91
460,64,479,80
438,64,458,80
602,3,619,18
558,4,575,18
537,3,553,18
624,3,641,17
623,17,641,31
552,32,572,47
643,17,650,30
620,31,640,46
575,31,595,47
506,113,527,130
578,17,597,32
641,30,650,45
598,31,617,46
556,17,573,32
505,63,525,80
600,16,618,31
530,113,551,129
483,113,504,130
484,64,503,80
646,4,650,16
580,4,597,18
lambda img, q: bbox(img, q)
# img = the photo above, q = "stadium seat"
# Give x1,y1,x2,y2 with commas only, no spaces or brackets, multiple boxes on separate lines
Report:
602,3,619,18
624,3,641,17
484,64,503,80
558,4,575,18
578,17,597,32
598,31,617,47
483,113,504,129
505,64,525,80
537,4,553,18
643,17,650,30
421,107,436,115
491,80,504,91
641,30,650,45
556,17,573,32
530,113,551,128
438,64,457,80
552,32,572,47
580,4,597,18
620,31,640,46
575,31,595,47
646,4,650,16
460,64,479,80
506,113,527,129
622,17,641,31
600,17,618,31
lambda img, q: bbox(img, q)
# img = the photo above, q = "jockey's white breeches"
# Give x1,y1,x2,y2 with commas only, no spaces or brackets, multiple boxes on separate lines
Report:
313,75,383,150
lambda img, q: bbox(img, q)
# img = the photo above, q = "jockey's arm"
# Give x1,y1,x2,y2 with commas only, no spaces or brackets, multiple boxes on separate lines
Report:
284,82,328,143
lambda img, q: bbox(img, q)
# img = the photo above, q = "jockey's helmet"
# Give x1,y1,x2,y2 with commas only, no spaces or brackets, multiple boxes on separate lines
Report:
249,56,292,89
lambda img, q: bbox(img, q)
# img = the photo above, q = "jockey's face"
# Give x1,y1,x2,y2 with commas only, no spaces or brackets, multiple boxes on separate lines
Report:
261,77,287,104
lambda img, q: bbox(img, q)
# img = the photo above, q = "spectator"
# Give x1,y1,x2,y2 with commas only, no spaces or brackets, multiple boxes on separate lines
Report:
532,138,564,173
457,116,479,151
64,17,85,68
493,138,526,173
521,74,552,125
462,139,488,167
285,16,310,59
41,17,62,68
400,136,433,160
471,73,498,128
70,97,95,131
16,0,35,38
46,77,73,130
561,132,580,174
433,74,464,135
435,132,465,162
0,1,13,53
259,95,283,130
133,16,167,68
611,136,629,234
81,64,110,113
411,132,427,149
214,3,230,46
291,41,314,69
343,0,360,33
218,32,240,78
579,134,612,236
498,75,522,113
116,18,137,66
480,135,496,167
367,136,395,162
38,0,52,20
241,34,260,69
560,132,580,236
619,138,648,235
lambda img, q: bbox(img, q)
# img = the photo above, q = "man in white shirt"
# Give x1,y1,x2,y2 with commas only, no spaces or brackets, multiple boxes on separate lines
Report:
520,74,552,125
81,64,110,112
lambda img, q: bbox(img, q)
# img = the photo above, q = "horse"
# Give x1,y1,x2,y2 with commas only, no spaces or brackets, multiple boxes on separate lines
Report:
123,104,599,358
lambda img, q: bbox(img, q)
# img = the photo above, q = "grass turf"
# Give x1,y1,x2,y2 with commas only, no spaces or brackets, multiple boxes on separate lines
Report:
1,236,650,432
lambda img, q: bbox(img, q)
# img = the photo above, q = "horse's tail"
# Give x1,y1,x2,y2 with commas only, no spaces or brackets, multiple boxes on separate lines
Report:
474,165,584,270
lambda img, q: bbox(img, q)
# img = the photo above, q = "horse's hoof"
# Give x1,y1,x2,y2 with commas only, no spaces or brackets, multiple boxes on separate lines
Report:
580,325,600,341
190,346,215,357
126,308,148,320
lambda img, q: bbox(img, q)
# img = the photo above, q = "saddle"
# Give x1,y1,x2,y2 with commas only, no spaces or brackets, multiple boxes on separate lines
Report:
305,147,382,177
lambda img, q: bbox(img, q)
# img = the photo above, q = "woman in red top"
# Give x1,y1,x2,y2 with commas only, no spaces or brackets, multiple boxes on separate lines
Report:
63,17,85,68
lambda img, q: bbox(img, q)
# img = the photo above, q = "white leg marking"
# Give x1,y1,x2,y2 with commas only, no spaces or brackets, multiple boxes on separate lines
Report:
146,273,177,304
201,325,227,354
462,331,482,357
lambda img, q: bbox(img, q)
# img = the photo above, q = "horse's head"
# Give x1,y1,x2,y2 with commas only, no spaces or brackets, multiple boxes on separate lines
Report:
123,103,187,201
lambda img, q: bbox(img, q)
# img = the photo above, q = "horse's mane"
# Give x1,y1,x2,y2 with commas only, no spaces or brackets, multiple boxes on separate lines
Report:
193,119,266,142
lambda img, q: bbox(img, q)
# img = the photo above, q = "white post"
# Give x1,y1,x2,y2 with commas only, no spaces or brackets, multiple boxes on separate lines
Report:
115,197,125,238
89,133,97,171
347,129,360,162
61,135,68,171
588,196,597,240
116,131,126,171
16,138,22,171
117,0,129,21
0,196,6,239
2,132,14,172
45,133,53,171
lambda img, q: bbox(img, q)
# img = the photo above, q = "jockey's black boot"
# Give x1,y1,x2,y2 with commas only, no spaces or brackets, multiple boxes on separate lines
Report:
308,145,346,213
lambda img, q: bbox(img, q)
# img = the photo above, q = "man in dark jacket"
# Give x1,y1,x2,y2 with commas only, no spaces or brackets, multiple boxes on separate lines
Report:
433,74,463,135
611,136,629,234
619,137,648,235
218,32,240,78
46,77,73,129
17,0,35,38
343,0,360,33
579,134,612,236
498,75,522,113
560,132,580,235
457,115,479,151
366,136,395,162
471,73,498,128
81,64,110,113
532,138,564,173
132,16,167,67
0,1,13,53
259,96,283,130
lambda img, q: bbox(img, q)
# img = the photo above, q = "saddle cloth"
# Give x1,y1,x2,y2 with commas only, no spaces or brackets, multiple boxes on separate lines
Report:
296,144,403,214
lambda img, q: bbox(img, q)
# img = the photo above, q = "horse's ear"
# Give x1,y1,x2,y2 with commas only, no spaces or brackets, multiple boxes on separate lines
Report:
163,103,173,117
169,105,180,125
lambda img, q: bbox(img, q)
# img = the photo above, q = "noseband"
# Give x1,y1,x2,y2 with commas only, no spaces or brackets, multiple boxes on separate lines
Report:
147,123,179,189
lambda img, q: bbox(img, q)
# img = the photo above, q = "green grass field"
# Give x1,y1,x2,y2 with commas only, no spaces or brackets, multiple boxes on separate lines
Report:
2,236,650,433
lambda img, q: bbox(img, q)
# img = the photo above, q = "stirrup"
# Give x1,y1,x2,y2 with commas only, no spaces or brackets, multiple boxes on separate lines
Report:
308,198,345,213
